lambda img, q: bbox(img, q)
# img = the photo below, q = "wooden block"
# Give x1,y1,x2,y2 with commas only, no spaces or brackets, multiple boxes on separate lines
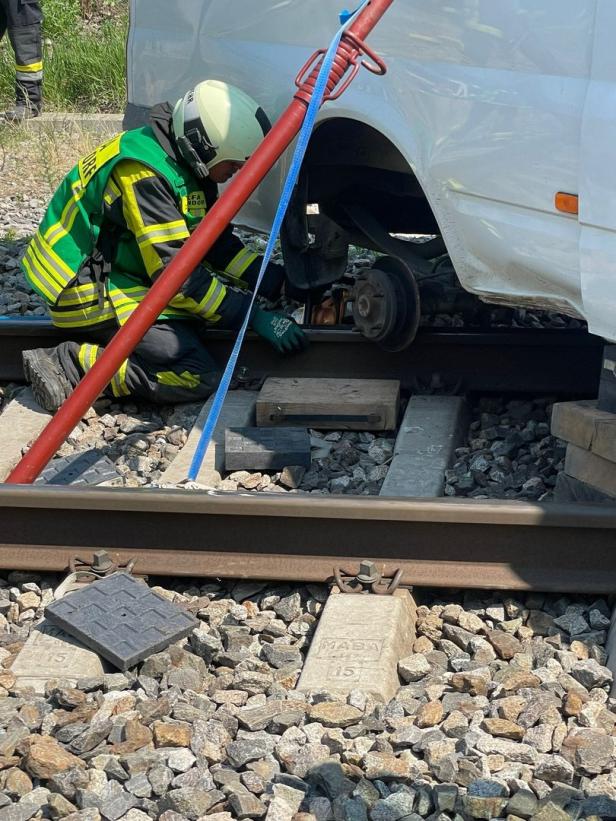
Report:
225,427,311,472
565,443,616,498
160,390,256,485
554,473,616,504
551,400,616,464
256,378,400,431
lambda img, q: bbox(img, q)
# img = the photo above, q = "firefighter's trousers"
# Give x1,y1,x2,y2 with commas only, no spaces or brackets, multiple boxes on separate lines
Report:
56,320,223,405
0,0,43,110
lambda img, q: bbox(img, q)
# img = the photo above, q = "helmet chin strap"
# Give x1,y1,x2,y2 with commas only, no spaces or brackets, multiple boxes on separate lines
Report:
174,107,218,182
176,134,211,181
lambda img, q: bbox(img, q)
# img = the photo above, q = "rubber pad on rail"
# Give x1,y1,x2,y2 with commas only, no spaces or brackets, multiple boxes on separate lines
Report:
44,573,198,670
34,450,121,486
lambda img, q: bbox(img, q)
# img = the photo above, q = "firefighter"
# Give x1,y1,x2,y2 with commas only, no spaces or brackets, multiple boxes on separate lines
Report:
0,0,43,121
20,80,308,412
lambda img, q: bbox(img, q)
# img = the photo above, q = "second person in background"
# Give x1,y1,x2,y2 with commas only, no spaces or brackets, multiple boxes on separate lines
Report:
0,0,43,120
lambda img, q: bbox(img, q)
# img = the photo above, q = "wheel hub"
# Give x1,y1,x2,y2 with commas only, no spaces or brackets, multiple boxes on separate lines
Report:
351,256,420,351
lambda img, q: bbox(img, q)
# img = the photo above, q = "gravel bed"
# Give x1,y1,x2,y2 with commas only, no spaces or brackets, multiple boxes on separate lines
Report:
444,397,566,503
0,571,614,820
212,430,394,497
0,386,394,494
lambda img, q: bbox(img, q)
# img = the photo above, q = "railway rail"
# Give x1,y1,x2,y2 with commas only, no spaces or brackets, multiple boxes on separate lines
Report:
1,319,612,594
1,486,616,593
0,319,606,395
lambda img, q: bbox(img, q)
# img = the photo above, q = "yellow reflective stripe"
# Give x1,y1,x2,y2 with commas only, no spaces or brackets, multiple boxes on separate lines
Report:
196,279,226,319
114,161,164,276
51,303,113,320
103,177,122,207
22,252,58,303
156,370,201,389
225,248,258,280
31,233,75,287
15,61,43,72
111,359,130,397
136,222,190,250
55,283,98,306
27,235,67,289
23,242,65,301
78,344,100,374
44,182,86,246
50,305,115,328
108,289,149,305
136,219,187,240
108,285,149,326
113,302,193,325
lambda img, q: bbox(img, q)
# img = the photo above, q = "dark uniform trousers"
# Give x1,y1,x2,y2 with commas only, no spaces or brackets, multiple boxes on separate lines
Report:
51,255,286,405
56,321,224,406
0,0,43,110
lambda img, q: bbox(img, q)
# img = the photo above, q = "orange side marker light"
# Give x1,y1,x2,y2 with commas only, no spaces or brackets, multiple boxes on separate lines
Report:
555,192,579,215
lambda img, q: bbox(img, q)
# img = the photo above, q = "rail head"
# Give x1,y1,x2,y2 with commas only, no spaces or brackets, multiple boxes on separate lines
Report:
0,484,614,529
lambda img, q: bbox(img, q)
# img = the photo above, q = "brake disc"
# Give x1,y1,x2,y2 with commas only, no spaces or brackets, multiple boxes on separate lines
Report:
352,268,398,342
352,256,420,351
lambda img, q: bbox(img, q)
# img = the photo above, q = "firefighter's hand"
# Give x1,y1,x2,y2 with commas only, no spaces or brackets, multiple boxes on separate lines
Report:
251,307,308,354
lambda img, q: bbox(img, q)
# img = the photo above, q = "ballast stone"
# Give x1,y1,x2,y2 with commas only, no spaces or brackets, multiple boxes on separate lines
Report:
297,589,416,702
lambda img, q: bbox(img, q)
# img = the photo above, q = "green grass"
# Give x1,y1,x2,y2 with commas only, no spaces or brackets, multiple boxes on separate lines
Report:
0,0,127,112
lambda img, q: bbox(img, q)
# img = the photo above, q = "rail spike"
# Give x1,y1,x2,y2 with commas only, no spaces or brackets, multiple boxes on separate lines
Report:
334,560,404,595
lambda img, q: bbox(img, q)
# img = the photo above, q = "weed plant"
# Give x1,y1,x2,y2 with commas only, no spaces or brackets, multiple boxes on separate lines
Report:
0,0,127,112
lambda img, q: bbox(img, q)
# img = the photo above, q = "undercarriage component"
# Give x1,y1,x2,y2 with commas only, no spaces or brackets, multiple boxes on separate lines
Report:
352,256,420,351
281,172,350,291
341,202,437,276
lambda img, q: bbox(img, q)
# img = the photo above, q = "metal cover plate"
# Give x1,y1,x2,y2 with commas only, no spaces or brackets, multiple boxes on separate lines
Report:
34,450,122,486
44,573,198,670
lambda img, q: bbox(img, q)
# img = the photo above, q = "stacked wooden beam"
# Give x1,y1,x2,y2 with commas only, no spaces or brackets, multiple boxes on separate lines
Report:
225,378,400,472
551,400,616,502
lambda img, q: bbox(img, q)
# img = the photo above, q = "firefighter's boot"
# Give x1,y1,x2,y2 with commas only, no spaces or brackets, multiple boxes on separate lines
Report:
3,78,42,122
3,103,39,122
22,347,72,412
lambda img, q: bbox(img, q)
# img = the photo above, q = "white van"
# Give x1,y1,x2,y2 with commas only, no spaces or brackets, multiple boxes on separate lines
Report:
125,1,616,345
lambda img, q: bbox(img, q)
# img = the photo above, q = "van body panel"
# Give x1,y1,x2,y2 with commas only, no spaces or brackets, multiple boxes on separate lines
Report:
127,0,613,339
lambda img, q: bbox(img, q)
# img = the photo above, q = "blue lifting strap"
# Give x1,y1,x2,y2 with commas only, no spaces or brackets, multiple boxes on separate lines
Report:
187,3,369,482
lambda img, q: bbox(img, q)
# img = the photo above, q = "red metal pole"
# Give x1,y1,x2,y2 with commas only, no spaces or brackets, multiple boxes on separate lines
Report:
7,0,393,485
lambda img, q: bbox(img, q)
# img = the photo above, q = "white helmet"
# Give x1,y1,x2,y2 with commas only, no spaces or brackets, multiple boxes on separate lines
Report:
172,80,271,180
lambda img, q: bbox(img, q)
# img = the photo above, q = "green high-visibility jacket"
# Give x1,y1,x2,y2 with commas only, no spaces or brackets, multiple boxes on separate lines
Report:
21,126,261,331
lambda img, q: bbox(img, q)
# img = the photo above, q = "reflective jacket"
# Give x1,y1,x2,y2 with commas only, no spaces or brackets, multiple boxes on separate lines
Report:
21,109,275,331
